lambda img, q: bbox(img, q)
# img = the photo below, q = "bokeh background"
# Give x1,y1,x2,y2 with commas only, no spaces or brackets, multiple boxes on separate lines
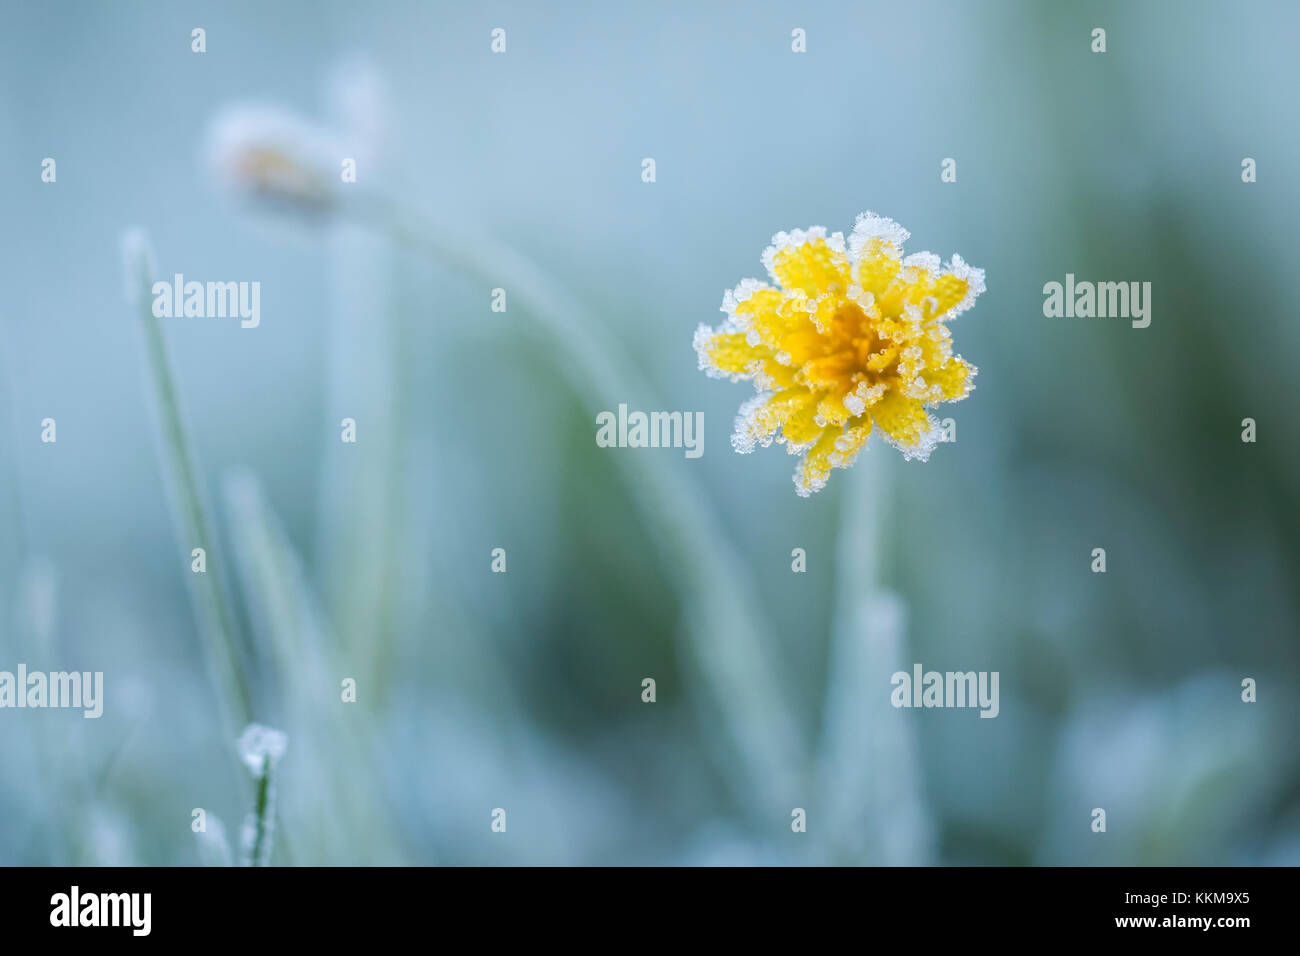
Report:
2,0,1297,865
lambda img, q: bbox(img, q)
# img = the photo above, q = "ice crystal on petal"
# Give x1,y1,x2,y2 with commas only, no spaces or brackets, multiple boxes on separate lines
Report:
903,252,941,273
695,211,983,494
848,211,910,258
945,254,987,315
721,277,768,316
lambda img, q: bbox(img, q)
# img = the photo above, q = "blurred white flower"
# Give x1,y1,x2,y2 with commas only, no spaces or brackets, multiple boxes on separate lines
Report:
204,103,341,214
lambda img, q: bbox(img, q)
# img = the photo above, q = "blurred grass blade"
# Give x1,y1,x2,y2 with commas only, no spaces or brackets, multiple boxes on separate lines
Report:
246,755,275,866
223,469,331,691
360,199,808,819
224,469,404,864
237,724,287,866
195,814,234,867
0,318,28,588
121,229,254,735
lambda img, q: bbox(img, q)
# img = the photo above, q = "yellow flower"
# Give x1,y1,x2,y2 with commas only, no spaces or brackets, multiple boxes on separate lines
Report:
695,212,984,496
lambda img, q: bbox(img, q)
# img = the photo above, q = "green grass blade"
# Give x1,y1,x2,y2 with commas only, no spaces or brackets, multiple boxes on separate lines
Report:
121,229,254,735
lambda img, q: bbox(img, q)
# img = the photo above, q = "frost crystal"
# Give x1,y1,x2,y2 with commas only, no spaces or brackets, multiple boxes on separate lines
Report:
237,723,288,775
120,229,158,304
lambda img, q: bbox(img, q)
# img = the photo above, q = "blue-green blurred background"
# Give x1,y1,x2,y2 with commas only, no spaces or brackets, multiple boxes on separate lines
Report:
2,0,1297,865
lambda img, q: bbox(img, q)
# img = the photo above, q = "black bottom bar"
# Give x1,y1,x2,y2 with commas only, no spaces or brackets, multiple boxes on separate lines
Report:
0,866,1282,942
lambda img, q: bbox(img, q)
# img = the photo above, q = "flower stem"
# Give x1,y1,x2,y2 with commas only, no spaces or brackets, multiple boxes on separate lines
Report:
820,453,934,863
